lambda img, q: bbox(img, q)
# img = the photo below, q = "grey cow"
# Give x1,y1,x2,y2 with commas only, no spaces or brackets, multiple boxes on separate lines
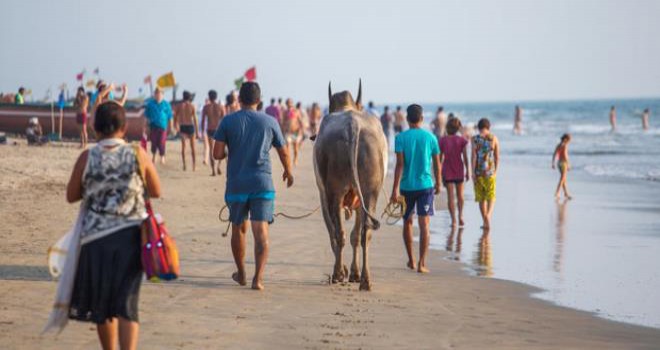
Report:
313,81,388,291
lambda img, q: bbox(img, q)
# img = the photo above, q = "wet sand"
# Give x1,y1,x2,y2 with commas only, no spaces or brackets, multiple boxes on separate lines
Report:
1,140,660,349
431,160,660,328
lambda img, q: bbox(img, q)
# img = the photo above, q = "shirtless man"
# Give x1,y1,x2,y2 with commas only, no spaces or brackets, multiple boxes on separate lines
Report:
174,90,199,171
430,106,447,140
309,102,322,135
609,106,617,132
283,98,303,166
74,87,89,148
202,89,226,176
642,108,650,131
393,105,405,134
226,92,240,114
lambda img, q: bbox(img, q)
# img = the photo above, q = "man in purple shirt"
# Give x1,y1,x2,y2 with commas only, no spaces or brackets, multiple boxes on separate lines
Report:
265,98,281,124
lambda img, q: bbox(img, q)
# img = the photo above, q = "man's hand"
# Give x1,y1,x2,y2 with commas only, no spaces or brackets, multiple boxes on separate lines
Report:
465,173,470,182
390,190,399,205
434,183,441,195
283,170,294,188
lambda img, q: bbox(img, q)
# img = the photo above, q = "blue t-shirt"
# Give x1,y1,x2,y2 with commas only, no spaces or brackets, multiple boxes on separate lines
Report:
144,98,173,130
213,109,286,198
394,128,440,191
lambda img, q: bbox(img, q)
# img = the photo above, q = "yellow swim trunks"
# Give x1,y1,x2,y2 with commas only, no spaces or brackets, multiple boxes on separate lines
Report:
474,176,496,202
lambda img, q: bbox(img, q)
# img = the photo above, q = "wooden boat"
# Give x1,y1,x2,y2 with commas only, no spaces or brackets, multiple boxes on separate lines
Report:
0,102,145,140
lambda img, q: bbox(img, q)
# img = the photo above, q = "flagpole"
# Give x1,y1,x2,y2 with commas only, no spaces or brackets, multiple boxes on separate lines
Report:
149,81,153,97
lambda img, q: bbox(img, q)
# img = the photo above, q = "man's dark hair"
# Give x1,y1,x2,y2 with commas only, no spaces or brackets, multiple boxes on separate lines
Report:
208,90,218,101
406,104,423,124
296,101,302,109
94,101,126,136
77,86,85,94
277,97,283,103
270,98,275,104
183,90,192,102
437,106,444,112
226,93,235,106
396,106,401,111
18,87,25,94
446,117,462,135
477,118,491,130
384,106,389,112
368,101,374,108
239,82,261,105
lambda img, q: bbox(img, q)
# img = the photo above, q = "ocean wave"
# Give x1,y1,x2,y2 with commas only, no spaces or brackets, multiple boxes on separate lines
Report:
583,165,660,181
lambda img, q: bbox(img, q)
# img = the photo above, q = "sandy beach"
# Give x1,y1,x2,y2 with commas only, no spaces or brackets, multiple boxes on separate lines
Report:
1,139,660,349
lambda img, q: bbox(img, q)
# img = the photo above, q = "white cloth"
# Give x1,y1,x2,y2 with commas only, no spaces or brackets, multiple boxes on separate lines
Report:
43,204,85,334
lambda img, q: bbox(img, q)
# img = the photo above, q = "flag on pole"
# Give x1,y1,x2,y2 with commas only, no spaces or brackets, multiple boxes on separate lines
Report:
144,75,152,84
234,66,257,89
244,66,257,81
76,72,84,81
234,77,245,90
156,72,176,88
93,67,100,75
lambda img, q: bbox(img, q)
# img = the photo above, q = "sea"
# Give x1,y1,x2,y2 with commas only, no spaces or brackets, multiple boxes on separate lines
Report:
386,98,660,329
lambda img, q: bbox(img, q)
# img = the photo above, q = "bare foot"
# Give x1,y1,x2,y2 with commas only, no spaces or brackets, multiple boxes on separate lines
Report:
418,266,430,273
251,278,264,290
203,160,208,165
459,218,465,227
407,261,416,270
232,272,246,286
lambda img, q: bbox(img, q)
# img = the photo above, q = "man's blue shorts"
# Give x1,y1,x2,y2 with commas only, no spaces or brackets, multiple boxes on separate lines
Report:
401,188,435,221
226,192,275,225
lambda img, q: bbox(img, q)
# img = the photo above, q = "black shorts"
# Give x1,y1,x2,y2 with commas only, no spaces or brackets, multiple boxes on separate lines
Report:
443,179,464,186
180,124,194,136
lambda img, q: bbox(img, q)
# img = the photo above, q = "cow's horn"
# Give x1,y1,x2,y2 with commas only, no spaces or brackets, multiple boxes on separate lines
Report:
328,81,332,104
356,79,362,106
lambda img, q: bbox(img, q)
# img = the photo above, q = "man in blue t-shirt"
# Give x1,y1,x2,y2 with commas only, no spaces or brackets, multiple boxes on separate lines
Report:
390,104,441,274
143,86,173,164
213,82,294,291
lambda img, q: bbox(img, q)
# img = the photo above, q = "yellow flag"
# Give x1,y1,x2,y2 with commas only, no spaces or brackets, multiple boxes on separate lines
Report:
157,72,176,88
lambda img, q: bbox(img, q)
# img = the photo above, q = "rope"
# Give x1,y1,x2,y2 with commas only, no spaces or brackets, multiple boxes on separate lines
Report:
381,197,406,225
218,205,321,237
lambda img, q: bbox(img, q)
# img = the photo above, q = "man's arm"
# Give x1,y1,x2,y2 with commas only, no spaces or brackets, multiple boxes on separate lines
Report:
433,154,442,194
213,140,227,160
462,147,470,182
192,105,199,134
390,152,404,203
200,106,207,134
276,146,294,187
118,84,128,106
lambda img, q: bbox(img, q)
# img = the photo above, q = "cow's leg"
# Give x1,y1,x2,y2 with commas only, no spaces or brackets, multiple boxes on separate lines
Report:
349,213,361,283
322,191,346,283
319,191,338,258
359,191,379,291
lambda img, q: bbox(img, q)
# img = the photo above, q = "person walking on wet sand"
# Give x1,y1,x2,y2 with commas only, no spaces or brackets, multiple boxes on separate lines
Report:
213,82,294,290
174,90,199,171
143,86,173,165
202,90,225,176
390,104,441,273
439,117,470,227
552,133,572,199
472,118,499,229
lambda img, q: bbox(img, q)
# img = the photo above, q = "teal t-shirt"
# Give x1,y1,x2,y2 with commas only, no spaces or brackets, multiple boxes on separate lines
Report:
394,128,440,191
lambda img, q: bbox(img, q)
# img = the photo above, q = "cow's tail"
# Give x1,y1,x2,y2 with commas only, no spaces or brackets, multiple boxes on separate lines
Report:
348,117,381,230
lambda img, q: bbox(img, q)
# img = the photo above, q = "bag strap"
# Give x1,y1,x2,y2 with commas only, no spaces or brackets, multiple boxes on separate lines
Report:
132,144,152,209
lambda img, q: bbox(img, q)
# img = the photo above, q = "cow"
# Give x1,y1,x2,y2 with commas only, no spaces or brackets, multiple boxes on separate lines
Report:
313,80,388,291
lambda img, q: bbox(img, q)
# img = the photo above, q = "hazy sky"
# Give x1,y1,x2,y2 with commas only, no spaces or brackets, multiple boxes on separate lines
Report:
1,0,659,104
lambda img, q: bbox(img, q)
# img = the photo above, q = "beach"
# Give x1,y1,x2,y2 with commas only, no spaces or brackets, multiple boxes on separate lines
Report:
1,139,660,349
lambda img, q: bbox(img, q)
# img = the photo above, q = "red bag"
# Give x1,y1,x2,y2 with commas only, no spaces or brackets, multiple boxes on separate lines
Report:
134,145,180,282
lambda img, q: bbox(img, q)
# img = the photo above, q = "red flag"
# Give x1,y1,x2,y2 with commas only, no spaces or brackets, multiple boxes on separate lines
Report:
76,72,84,81
144,75,152,84
244,66,256,81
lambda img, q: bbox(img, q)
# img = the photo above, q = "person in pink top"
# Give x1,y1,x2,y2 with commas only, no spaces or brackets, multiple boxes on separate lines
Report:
439,117,470,227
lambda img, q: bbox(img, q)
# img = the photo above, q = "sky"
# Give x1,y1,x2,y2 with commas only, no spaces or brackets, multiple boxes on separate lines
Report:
1,0,659,104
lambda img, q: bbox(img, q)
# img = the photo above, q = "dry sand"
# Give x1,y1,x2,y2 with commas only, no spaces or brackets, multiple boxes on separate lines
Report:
1,139,659,349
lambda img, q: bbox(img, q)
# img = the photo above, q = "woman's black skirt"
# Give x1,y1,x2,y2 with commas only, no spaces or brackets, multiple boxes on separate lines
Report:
69,225,143,324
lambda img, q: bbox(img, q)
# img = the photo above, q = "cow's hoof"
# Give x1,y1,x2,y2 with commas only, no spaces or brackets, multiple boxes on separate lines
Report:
349,271,360,283
332,272,345,283
359,280,372,291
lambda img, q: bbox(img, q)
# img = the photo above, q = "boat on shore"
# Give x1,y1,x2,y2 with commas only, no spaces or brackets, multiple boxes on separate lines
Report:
0,102,145,140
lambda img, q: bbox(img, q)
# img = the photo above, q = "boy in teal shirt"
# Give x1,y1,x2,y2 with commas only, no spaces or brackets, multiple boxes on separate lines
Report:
390,104,442,273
